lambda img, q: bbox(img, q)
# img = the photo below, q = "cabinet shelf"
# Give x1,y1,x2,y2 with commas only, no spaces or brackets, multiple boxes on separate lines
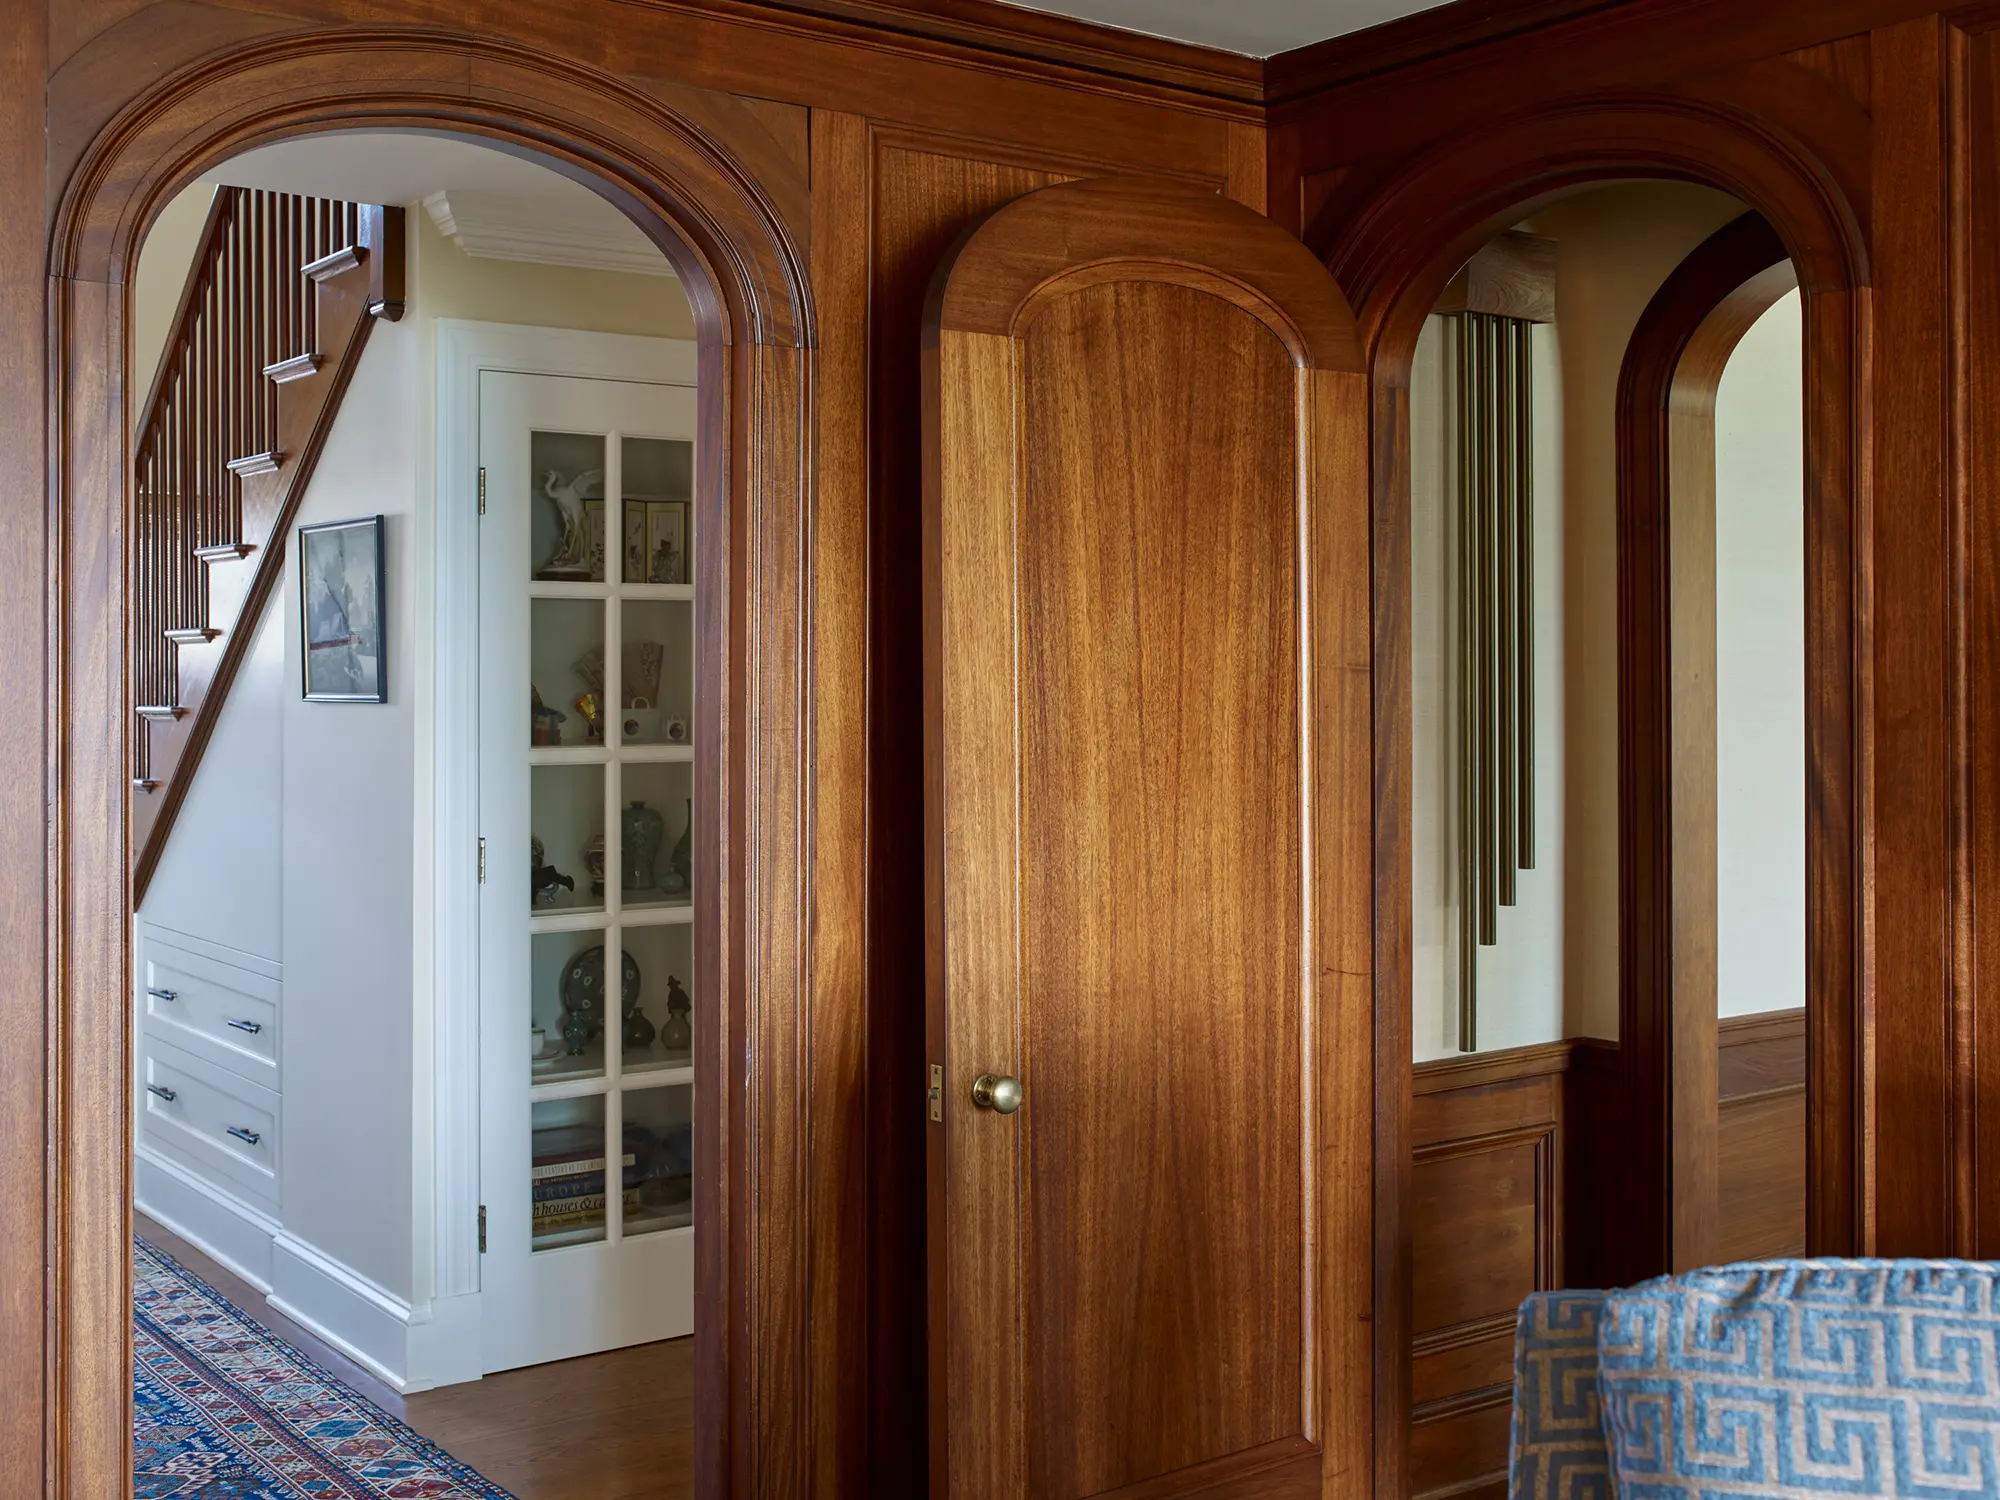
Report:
527,580,694,603
527,743,694,766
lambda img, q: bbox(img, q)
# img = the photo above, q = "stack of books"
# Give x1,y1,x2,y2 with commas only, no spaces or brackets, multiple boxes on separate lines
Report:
531,1124,650,1236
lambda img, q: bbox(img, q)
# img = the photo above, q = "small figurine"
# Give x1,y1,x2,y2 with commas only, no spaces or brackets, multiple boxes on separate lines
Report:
574,691,603,744
531,686,567,747
560,1007,591,1055
531,835,575,908
623,1009,656,1050
661,975,692,1053
537,468,601,581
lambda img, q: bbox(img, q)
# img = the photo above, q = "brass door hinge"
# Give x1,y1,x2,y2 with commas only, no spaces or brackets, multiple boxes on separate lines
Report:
478,1204,487,1254
478,836,487,884
927,1064,943,1123
477,466,487,516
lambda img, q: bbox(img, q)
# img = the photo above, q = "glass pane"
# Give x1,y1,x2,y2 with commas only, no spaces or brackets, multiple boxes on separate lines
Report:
530,598,608,748
530,1095,615,1250
530,763,604,916
530,931,622,1085
618,599,693,748
622,1084,693,1237
530,431,609,582
622,922,695,1078
621,762,692,913
621,436,694,585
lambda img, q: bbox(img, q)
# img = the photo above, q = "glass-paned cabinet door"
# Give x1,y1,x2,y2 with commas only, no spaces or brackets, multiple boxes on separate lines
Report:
475,366,699,1375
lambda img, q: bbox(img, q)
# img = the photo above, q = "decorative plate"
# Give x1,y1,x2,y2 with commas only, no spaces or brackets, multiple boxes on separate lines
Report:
559,945,642,1020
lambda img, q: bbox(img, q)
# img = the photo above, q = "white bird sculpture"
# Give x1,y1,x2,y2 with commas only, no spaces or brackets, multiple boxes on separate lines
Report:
540,467,603,576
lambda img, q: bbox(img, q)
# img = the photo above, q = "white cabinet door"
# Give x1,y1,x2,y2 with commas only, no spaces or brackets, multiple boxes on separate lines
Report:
477,368,701,1373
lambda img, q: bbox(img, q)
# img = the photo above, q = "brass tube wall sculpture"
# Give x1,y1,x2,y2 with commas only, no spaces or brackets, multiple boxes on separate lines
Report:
1449,310,1539,1051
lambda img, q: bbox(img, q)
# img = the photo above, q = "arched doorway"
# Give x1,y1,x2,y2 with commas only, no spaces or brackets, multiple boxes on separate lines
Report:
46,30,816,1496
1316,96,1868,1500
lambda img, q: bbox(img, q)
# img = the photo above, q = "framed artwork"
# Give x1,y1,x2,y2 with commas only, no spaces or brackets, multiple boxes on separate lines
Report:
647,499,688,585
622,498,650,583
583,498,608,582
299,514,387,703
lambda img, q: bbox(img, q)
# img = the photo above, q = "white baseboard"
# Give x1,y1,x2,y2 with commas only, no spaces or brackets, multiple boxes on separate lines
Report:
136,1145,490,1397
268,1232,415,1393
405,1291,485,1392
136,1145,279,1293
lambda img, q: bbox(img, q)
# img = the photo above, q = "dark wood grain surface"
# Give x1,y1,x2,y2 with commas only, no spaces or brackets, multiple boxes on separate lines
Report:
1616,212,1797,1277
925,176,1373,1500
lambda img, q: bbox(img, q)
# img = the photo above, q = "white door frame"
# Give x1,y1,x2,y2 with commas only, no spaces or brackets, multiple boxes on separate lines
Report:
425,320,698,1387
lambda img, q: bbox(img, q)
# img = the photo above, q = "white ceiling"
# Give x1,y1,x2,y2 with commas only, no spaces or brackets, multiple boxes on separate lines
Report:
1005,0,1454,57
207,132,670,275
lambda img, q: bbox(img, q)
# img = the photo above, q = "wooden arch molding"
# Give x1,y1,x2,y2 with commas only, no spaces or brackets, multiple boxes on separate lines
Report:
47,26,817,1499
930,175,1364,371
1616,212,1799,1285
1315,95,1867,1500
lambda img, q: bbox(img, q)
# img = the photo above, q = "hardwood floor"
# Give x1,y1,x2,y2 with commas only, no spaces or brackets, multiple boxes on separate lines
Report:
136,1213,694,1498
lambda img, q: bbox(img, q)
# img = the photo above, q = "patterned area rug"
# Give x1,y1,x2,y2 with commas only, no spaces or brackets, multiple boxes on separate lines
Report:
134,1236,515,1498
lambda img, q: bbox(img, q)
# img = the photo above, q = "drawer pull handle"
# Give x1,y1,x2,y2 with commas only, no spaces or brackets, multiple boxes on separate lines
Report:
146,1085,177,1103
226,1018,263,1035
226,1126,262,1146
147,987,178,1003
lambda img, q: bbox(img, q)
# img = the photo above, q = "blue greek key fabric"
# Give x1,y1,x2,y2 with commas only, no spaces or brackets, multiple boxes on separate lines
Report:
1512,1289,1616,1500
1597,1260,2000,1500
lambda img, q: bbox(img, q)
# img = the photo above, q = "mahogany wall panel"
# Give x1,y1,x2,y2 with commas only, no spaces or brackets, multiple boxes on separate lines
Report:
1409,1042,1571,1500
1869,14,1956,1257
0,7,48,1496
1717,1010,1807,1263
866,137,1070,1499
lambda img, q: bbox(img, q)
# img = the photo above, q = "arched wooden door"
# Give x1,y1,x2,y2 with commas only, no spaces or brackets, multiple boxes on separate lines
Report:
922,177,1375,1500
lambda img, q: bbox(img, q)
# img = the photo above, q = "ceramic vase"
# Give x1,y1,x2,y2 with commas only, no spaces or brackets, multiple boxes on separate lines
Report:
667,798,692,895
623,800,664,891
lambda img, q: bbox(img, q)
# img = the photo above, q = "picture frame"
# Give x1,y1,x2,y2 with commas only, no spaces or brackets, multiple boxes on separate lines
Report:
298,514,387,703
647,499,689,585
583,497,608,582
622,498,649,583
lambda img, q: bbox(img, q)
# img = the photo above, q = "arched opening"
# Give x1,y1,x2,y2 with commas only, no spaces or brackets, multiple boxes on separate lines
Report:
1316,100,1867,1500
48,33,817,1497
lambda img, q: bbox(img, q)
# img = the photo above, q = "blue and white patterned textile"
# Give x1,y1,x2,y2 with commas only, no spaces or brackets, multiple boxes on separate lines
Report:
1511,1289,1616,1500
1596,1260,2000,1500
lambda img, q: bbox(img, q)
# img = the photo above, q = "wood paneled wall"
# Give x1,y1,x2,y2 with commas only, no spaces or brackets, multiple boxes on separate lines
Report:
11,0,2000,1492
1718,1009,1807,1263
1410,1042,1579,1500
1412,1017,1803,1498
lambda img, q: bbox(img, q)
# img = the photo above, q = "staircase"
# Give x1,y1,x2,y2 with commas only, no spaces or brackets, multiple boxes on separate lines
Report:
131,188,405,901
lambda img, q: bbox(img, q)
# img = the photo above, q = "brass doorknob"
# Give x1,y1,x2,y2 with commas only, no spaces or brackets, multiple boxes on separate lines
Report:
970,1073,1023,1114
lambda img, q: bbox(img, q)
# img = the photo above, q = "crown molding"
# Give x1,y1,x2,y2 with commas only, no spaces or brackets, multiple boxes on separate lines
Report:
424,190,678,278
1265,0,1631,105
627,0,1267,110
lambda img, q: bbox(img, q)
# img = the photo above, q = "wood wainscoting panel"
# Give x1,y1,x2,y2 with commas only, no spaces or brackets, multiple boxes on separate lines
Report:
1409,1040,1573,1500
1717,1009,1807,1262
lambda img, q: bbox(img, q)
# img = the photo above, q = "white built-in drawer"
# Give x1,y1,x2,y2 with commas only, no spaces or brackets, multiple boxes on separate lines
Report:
138,1037,280,1205
139,936,279,1089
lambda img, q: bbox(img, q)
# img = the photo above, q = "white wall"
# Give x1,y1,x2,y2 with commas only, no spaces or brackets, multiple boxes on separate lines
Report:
1715,290,1806,1016
130,185,216,423
142,601,285,963
278,320,420,1300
